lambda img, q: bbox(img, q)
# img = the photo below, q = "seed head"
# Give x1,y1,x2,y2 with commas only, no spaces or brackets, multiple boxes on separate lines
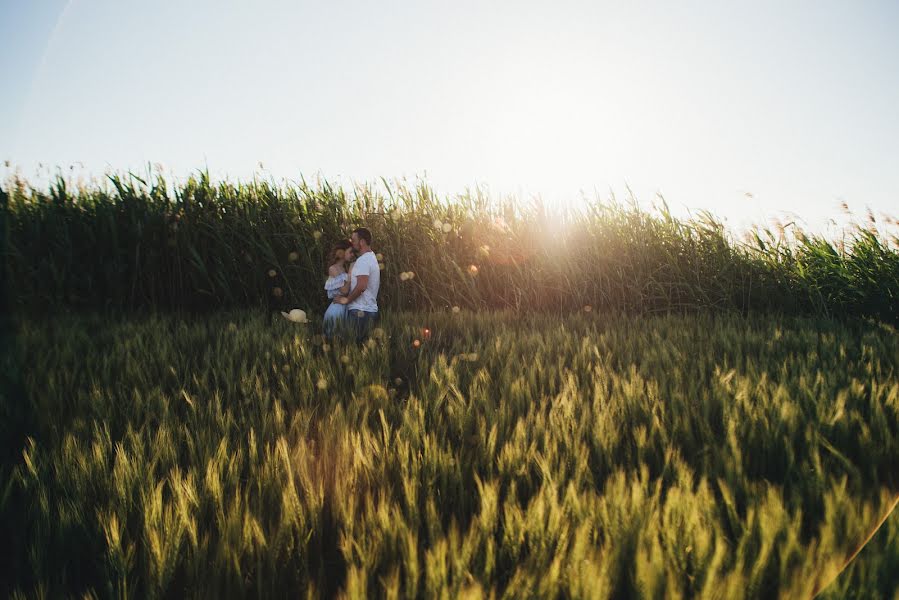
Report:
363,384,389,402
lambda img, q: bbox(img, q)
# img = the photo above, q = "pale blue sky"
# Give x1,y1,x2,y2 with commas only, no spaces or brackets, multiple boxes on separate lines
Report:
2,0,898,234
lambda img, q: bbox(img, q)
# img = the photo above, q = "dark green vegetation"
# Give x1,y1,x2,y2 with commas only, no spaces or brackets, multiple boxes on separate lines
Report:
1,171,897,323
2,310,897,597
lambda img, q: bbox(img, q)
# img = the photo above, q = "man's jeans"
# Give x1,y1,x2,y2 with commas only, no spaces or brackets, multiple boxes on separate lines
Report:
347,309,379,343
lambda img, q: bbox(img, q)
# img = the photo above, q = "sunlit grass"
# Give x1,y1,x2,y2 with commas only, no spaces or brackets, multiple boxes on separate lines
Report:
1,169,897,324
1,310,897,597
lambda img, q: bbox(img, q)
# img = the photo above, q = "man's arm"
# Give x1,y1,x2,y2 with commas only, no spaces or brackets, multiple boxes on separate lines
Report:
336,275,368,305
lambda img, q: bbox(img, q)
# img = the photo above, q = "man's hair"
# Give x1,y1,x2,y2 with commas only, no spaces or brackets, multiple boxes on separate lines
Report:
353,227,373,246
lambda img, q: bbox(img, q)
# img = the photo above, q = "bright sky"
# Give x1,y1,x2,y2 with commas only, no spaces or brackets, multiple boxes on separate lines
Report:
2,0,898,235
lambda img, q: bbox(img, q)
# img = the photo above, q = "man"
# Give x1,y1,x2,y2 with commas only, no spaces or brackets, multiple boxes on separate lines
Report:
335,227,380,342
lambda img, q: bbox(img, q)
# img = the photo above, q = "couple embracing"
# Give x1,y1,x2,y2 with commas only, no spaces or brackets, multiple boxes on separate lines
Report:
323,227,380,343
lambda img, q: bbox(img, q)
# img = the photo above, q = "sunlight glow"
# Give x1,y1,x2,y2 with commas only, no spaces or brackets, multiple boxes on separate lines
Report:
2,1,898,236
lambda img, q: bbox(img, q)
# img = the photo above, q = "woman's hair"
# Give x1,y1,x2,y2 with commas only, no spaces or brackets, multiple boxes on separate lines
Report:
326,239,353,270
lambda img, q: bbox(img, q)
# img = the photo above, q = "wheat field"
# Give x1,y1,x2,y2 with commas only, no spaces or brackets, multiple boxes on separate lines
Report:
2,309,897,598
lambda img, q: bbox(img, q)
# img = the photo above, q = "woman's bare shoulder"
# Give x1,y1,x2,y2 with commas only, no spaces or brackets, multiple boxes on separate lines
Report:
328,265,341,277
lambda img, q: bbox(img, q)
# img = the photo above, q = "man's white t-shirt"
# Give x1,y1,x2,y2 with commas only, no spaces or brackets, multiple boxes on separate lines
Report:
347,250,380,313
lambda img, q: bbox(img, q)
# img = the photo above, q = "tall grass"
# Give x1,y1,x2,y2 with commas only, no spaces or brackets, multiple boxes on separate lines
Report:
2,310,897,597
2,169,897,323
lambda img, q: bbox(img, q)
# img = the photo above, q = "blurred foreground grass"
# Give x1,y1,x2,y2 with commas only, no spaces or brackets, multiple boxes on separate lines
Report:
1,310,897,598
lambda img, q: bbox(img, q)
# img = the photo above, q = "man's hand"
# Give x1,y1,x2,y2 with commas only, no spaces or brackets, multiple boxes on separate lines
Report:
335,296,349,305
342,275,369,305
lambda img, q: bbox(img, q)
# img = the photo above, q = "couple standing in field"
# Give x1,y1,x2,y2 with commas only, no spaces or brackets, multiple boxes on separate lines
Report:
322,227,380,342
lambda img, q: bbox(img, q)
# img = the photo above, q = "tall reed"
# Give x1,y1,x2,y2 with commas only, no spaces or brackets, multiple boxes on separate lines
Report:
2,169,896,323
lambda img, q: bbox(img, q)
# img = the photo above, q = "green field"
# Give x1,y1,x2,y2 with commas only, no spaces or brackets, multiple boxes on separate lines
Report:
3,310,897,598
2,174,897,324
2,173,898,597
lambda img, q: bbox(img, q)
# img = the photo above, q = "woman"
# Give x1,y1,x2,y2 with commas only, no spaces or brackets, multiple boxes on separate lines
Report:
322,240,354,338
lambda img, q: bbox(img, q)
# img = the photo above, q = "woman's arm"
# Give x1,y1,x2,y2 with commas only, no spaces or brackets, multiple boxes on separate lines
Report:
326,266,350,298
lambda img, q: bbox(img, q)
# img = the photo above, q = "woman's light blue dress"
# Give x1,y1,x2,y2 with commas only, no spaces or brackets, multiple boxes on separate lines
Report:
323,272,348,337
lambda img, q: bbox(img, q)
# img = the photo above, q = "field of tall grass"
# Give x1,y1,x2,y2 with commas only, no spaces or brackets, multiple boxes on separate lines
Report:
2,309,898,597
2,168,898,597
2,169,897,323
